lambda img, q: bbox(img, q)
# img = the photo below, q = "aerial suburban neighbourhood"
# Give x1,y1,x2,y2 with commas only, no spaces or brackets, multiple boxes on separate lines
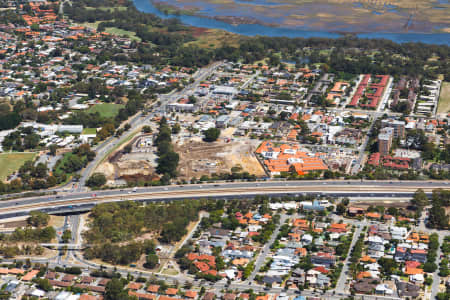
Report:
0,0,449,299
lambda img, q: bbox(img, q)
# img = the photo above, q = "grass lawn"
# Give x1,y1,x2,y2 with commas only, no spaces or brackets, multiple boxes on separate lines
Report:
80,21,102,30
161,269,178,276
85,6,128,11
54,152,73,175
0,152,36,181
437,82,450,114
185,28,240,49
86,103,125,118
104,27,141,42
82,128,97,135
79,16,140,42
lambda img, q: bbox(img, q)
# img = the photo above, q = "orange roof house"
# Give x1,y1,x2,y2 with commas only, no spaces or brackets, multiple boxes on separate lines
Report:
360,256,376,263
357,271,373,279
404,267,423,275
296,248,307,256
128,282,142,290
292,219,310,230
287,129,298,141
8,268,25,275
22,270,39,281
147,285,160,293
366,212,381,219
185,291,198,299
232,258,249,266
165,288,178,295
129,291,156,300
328,223,348,233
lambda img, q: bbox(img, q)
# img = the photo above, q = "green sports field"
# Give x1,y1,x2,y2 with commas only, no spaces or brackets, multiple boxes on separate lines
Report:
86,103,125,118
0,152,37,181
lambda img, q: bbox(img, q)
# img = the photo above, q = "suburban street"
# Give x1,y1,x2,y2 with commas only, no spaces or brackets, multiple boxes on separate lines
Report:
335,220,366,293
21,211,403,300
247,214,288,283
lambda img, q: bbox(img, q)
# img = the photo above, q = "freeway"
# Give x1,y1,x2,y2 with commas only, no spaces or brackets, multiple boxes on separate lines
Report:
0,180,448,218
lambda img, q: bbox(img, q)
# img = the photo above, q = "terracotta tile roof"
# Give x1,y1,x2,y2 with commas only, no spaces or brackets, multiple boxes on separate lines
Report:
366,212,381,219
185,290,197,298
129,291,155,300
128,282,142,290
147,285,160,293
404,267,423,275
22,270,39,281
165,288,178,295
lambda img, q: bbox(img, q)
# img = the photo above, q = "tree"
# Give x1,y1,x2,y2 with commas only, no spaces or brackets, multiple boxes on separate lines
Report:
33,163,48,178
24,133,40,149
123,145,132,154
142,126,152,133
429,203,449,229
378,257,397,276
157,140,172,156
64,154,83,173
145,254,159,269
157,152,179,177
154,124,171,146
336,201,348,215
172,123,181,134
411,189,428,210
0,112,21,130
40,227,56,242
86,173,107,188
423,262,437,273
203,128,221,142
34,278,52,292
428,190,450,229
27,212,50,227
49,144,58,156
62,230,72,243
105,278,130,300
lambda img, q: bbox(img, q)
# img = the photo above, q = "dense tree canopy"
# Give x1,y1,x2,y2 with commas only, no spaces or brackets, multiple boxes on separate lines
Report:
428,189,450,229
203,128,221,142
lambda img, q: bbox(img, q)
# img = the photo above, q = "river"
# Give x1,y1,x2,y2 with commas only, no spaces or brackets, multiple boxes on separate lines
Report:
133,0,450,45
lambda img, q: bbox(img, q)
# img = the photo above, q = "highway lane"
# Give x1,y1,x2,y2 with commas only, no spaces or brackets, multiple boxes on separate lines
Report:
0,181,448,209
0,180,448,209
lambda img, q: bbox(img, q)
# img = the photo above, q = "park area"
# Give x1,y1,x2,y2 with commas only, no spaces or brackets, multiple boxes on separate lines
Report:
0,152,36,181
82,128,97,135
438,82,450,114
86,103,124,118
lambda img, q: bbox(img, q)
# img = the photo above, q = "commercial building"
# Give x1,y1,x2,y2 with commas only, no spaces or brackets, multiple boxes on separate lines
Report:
378,127,394,155
381,119,406,139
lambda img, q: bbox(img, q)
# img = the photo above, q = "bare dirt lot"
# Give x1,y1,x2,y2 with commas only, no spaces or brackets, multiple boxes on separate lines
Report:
352,200,410,210
96,134,157,183
0,218,27,230
175,138,266,180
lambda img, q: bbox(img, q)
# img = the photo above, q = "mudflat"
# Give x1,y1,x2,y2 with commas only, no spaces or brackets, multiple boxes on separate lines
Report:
152,0,450,33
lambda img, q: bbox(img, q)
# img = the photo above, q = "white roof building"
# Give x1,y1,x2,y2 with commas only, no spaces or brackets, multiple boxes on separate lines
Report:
391,226,408,240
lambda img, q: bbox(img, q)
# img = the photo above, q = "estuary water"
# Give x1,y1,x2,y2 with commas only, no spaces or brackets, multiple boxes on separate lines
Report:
133,0,450,45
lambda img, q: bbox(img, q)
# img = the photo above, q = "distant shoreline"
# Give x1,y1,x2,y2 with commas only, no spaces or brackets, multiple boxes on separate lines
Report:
134,0,450,45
